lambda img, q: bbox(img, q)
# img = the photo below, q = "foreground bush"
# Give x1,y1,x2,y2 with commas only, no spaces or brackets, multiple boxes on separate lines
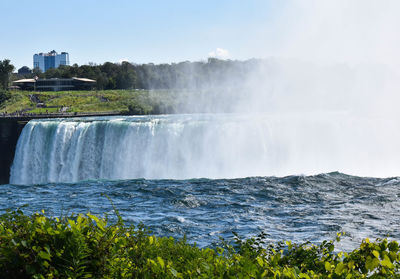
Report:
0,210,399,278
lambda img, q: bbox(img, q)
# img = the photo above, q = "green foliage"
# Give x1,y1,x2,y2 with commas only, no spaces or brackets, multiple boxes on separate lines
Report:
0,90,181,115
0,210,399,278
3,57,263,114
0,89,11,105
0,59,15,89
13,58,251,91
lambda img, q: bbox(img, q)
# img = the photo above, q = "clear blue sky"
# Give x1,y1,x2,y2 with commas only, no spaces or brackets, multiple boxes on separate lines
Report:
1,0,285,69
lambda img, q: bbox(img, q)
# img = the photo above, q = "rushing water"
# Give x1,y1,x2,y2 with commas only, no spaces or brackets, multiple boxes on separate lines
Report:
3,114,400,249
1,173,400,249
9,114,400,184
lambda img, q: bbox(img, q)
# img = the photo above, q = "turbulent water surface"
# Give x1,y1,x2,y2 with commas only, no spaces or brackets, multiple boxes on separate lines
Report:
1,173,400,249
3,114,400,249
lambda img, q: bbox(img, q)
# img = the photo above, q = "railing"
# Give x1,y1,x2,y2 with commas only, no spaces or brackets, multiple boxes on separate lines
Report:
0,111,122,119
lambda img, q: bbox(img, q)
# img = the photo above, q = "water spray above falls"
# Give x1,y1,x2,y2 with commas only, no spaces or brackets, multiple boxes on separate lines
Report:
10,114,400,185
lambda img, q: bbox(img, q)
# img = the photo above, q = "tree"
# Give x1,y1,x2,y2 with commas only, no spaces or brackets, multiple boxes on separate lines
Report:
17,66,31,75
44,67,61,79
0,59,15,89
116,62,137,89
32,67,42,75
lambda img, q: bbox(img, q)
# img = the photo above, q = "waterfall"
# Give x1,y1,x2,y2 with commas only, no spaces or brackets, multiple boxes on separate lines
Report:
10,113,400,185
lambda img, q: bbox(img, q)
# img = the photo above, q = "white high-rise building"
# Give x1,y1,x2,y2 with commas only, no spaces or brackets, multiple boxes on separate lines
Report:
33,50,69,72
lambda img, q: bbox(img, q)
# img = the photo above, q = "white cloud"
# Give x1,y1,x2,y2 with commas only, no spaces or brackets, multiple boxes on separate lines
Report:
208,48,230,59
118,58,130,63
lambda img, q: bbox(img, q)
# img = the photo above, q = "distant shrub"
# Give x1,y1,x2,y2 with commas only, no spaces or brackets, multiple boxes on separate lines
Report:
127,103,150,115
0,210,399,278
0,89,11,106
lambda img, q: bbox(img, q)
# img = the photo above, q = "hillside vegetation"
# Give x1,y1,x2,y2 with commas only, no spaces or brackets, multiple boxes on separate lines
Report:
0,90,182,115
0,58,260,115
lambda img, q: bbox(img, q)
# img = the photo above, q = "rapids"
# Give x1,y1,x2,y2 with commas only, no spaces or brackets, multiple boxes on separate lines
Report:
1,173,400,249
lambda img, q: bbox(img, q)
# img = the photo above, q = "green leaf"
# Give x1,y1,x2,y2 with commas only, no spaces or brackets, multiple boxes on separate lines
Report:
381,255,394,269
256,256,264,267
286,240,292,250
157,256,165,269
372,250,380,259
201,262,210,271
335,262,345,275
365,256,379,271
325,262,332,272
299,273,310,279
38,250,51,261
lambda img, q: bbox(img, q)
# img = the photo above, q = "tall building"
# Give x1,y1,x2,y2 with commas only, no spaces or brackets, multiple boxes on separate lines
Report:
33,50,69,72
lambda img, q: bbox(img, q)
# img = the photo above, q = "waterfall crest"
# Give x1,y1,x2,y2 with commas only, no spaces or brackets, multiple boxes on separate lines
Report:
10,114,400,185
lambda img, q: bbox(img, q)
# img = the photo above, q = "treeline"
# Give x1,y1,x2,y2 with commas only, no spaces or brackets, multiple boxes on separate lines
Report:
14,58,263,90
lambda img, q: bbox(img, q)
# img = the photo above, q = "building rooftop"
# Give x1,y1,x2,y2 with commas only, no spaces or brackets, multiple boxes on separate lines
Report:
13,77,96,91
13,79,36,83
13,77,96,83
34,50,68,56
72,77,96,83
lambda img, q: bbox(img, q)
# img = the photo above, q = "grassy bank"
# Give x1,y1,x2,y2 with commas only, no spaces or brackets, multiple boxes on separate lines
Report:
0,90,181,115
1,210,399,278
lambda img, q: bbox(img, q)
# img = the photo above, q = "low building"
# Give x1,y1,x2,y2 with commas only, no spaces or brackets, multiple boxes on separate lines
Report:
13,77,96,91
12,78,36,91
